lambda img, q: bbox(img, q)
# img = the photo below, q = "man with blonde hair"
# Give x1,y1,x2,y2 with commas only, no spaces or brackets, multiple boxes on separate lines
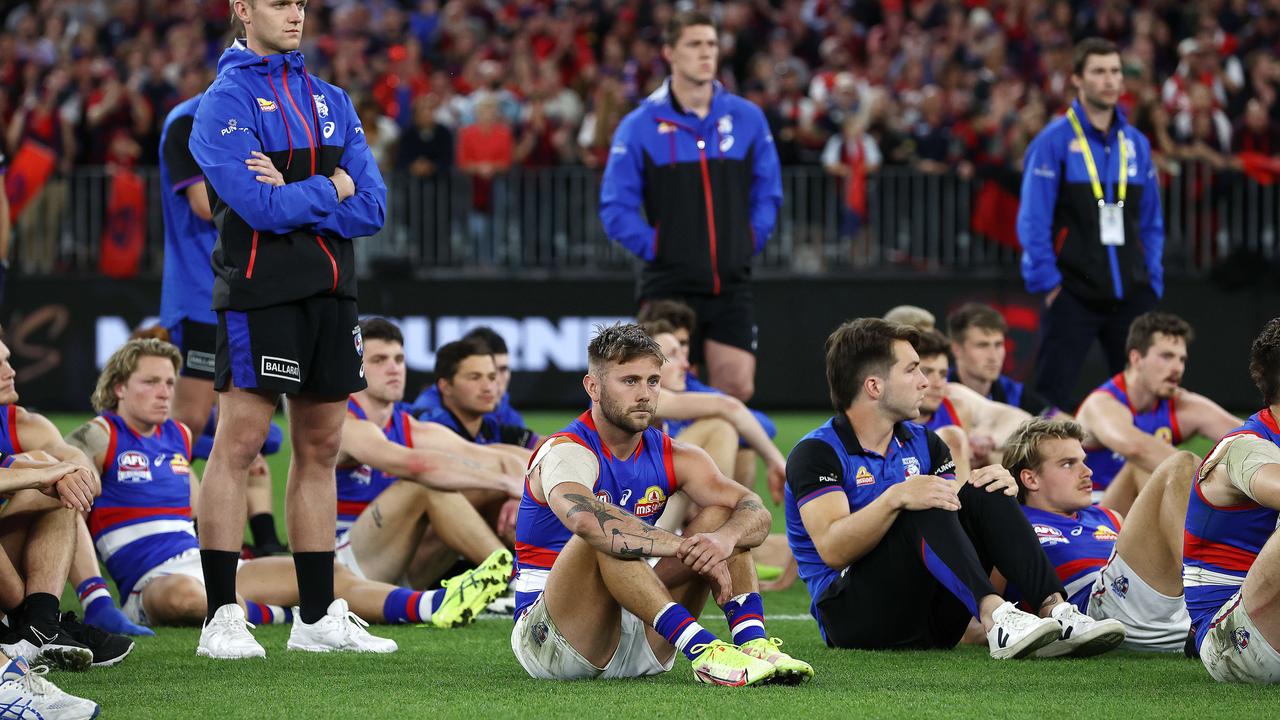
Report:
1007,418,1190,653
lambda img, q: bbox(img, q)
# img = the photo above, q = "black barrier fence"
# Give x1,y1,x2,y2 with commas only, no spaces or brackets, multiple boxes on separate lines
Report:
6,163,1279,278
3,274,1276,414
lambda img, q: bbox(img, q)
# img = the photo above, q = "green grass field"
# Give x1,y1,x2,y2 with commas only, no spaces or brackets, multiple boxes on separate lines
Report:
37,411,1270,718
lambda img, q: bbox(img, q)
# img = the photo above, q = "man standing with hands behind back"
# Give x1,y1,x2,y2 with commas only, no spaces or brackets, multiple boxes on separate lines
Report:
600,11,782,403
1017,38,1165,412
188,0,389,660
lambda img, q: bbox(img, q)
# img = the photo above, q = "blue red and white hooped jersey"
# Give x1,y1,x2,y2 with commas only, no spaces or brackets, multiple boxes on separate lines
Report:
513,410,677,620
924,397,963,433
334,397,414,536
88,413,196,601
1019,505,1122,611
1082,373,1181,491
0,405,24,455
1183,408,1280,650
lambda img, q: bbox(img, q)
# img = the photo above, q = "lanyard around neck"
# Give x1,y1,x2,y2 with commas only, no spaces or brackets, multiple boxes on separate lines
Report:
1066,107,1127,207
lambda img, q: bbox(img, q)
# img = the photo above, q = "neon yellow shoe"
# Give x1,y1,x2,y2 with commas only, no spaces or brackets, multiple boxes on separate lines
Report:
689,640,776,687
755,563,784,582
430,549,513,629
739,637,814,685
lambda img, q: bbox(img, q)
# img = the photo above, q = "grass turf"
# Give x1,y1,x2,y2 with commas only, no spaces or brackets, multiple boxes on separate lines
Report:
40,411,1262,718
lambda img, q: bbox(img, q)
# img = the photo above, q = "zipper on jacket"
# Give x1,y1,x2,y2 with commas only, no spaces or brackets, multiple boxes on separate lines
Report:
281,65,317,176
315,235,338,292
246,231,259,279
696,138,721,296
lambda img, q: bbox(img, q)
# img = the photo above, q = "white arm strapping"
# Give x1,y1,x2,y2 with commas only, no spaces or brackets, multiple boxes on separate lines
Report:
1200,434,1280,502
530,439,599,498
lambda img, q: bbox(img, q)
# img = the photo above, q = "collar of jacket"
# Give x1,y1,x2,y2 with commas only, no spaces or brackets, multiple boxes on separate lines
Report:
1070,97,1130,142
653,77,726,118
217,38,309,76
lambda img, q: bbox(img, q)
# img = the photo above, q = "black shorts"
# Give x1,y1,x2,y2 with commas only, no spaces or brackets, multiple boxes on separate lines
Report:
167,318,217,380
641,286,757,364
215,296,366,398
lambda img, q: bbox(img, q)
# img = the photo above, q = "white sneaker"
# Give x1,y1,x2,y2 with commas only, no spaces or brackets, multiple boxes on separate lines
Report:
987,601,1062,660
196,604,266,660
1035,603,1126,658
286,599,397,654
0,656,100,719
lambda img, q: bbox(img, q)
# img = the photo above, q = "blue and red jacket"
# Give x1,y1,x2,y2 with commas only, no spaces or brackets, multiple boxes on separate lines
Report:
600,79,781,298
88,414,197,602
1017,99,1164,305
334,397,415,536
1183,408,1280,651
513,410,677,620
1082,373,1181,491
190,40,386,310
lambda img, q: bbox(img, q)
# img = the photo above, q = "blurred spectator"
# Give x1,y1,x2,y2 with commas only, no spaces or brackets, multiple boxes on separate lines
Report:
821,114,881,264
457,95,512,261
397,93,452,179
576,75,629,169
1234,98,1280,156
357,96,400,175
1172,82,1233,167
514,97,574,168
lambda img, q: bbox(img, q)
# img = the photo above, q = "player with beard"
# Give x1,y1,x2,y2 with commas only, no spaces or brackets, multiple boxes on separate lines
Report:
1077,312,1239,512
511,324,812,685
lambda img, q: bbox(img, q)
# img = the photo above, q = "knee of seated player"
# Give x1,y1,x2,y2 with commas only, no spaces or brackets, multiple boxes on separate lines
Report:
3,488,70,517
684,503,730,534
148,577,208,625
1161,451,1200,493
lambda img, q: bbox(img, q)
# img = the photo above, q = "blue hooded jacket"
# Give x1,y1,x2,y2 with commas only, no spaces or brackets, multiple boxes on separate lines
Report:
190,40,386,310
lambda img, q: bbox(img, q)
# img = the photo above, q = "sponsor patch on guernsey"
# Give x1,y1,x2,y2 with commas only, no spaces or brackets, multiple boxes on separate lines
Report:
257,98,278,112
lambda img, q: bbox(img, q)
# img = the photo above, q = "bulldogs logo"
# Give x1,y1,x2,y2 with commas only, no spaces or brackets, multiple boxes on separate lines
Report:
313,93,329,119
1110,575,1129,599
1232,627,1251,652
902,457,921,478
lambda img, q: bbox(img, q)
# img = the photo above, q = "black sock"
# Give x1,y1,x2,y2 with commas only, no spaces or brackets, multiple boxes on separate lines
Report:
293,551,335,625
201,549,241,625
22,593,59,628
249,513,282,548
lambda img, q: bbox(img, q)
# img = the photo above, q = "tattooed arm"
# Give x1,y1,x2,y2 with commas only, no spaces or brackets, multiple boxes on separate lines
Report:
546,485,685,559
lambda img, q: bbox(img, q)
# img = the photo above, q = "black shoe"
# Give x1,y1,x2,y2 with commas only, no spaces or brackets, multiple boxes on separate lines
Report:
60,612,134,668
0,619,93,672
242,541,291,559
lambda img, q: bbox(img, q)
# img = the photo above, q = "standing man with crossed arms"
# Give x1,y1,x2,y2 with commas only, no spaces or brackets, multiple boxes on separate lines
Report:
188,0,389,659
1017,38,1165,412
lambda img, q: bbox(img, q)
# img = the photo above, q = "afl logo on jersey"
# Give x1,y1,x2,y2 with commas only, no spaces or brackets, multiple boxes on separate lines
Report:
595,489,612,504
117,451,153,484
1034,524,1068,545
352,465,373,486
632,486,667,519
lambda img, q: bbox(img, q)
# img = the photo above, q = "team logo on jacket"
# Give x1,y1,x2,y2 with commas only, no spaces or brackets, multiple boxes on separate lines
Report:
117,451,152,483
257,98,278,112
632,485,667,518
902,457,920,478
855,466,875,487
1093,525,1119,541
170,455,191,476
313,94,329,118
1034,524,1068,545
717,115,733,134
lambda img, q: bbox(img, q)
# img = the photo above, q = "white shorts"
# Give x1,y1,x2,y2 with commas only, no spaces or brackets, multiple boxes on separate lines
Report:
121,549,206,626
1087,551,1191,652
510,594,675,680
1200,592,1280,684
334,531,366,581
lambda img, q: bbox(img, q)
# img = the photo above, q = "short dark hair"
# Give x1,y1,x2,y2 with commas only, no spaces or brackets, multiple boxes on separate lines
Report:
360,317,404,346
1250,318,1280,406
587,323,666,375
825,318,920,413
1125,312,1194,357
947,302,1006,341
913,329,951,361
462,326,508,355
434,339,490,382
1073,37,1120,75
637,300,697,333
664,10,715,47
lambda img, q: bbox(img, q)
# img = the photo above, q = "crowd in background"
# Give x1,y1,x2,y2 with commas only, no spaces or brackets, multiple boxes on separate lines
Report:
4,0,1279,176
